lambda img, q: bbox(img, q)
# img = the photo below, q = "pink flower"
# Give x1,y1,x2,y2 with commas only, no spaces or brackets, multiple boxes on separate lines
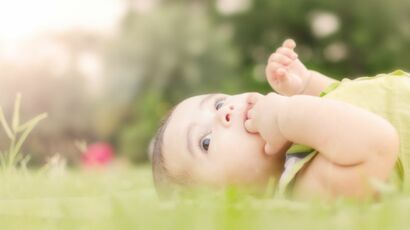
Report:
82,142,114,167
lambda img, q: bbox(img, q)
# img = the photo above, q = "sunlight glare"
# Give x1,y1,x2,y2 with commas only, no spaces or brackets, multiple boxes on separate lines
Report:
0,0,125,43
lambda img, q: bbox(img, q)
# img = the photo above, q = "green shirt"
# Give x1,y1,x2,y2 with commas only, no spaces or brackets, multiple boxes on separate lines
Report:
276,70,410,197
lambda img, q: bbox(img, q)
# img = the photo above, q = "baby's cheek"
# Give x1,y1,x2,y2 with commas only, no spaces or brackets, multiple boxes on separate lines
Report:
196,162,223,185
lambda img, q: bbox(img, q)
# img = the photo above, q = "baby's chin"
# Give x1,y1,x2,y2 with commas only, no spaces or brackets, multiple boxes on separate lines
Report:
239,132,268,155
249,133,265,146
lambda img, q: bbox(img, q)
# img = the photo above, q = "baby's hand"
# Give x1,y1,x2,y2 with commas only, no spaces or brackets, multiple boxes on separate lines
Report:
245,93,288,155
266,39,311,96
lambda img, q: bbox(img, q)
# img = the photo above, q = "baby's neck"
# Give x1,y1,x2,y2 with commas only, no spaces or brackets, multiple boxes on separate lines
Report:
277,141,293,158
271,141,293,176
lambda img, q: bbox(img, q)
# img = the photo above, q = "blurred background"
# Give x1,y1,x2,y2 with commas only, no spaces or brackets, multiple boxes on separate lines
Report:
0,0,409,166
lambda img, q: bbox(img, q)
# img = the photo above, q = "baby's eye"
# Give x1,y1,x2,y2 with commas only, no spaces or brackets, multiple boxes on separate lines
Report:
215,100,224,110
200,134,211,152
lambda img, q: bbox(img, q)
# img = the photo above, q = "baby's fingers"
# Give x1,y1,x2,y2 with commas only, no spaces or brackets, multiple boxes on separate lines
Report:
276,47,298,60
282,39,296,49
269,53,292,65
244,106,258,133
264,143,275,155
244,118,258,133
266,64,287,82
276,68,287,77
266,62,281,74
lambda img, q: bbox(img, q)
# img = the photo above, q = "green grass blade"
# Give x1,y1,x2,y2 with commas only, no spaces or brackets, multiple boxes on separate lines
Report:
0,107,14,140
16,113,48,133
12,93,21,133
0,151,5,170
13,113,48,157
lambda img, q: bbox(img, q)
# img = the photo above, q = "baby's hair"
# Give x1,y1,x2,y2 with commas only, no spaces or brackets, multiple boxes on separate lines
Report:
151,107,191,199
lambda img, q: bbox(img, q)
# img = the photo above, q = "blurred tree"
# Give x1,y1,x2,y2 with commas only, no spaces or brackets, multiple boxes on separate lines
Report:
219,0,410,91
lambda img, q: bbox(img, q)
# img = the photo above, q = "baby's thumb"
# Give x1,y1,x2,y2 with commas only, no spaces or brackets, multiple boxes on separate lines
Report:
283,39,296,49
245,119,258,133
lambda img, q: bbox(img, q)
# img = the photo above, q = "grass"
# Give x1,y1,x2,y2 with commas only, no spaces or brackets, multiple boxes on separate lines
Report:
0,166,409,230
0,95,409,229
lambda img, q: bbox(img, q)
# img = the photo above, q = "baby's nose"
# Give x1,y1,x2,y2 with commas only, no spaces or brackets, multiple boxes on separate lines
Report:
216,104,234,127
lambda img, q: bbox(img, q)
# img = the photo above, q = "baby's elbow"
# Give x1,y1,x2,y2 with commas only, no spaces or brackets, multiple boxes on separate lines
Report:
366,124,399,185
377,123,400,164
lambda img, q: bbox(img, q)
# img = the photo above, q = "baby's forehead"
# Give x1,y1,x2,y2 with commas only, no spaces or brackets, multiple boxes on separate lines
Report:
164,93,218,147
161,95,212,175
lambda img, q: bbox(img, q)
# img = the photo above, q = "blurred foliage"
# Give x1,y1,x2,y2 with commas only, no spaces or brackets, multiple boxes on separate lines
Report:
219,0,410,92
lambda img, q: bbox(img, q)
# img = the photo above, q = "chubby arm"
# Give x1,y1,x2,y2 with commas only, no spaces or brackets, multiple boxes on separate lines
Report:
278,95,398,166
246,93,399,199
280,95,399,199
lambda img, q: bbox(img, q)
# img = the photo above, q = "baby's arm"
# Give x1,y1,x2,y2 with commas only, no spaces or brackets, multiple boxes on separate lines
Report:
301,70,336,96
266,39,337,96
246,93,399,199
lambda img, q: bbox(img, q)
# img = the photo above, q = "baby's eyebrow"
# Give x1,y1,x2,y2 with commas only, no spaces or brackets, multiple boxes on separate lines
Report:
199,94,216,109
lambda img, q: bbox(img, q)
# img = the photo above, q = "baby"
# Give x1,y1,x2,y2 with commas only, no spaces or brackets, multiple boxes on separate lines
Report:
151,39,410,200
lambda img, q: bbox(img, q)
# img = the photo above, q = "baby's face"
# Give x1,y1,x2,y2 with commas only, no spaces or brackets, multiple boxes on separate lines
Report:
162,93,286,189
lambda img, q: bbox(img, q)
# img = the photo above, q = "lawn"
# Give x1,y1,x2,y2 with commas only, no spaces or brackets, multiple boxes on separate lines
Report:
0,165,408,230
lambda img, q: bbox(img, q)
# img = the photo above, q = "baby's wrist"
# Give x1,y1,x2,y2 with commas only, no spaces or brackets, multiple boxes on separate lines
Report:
299,70,314,95
266,93,289,139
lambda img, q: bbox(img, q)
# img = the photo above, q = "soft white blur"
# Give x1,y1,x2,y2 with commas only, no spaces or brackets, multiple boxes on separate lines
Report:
0,0,124,42
309,11,340,38
0,0,125,90
0,0,127,162
216,0,251,15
